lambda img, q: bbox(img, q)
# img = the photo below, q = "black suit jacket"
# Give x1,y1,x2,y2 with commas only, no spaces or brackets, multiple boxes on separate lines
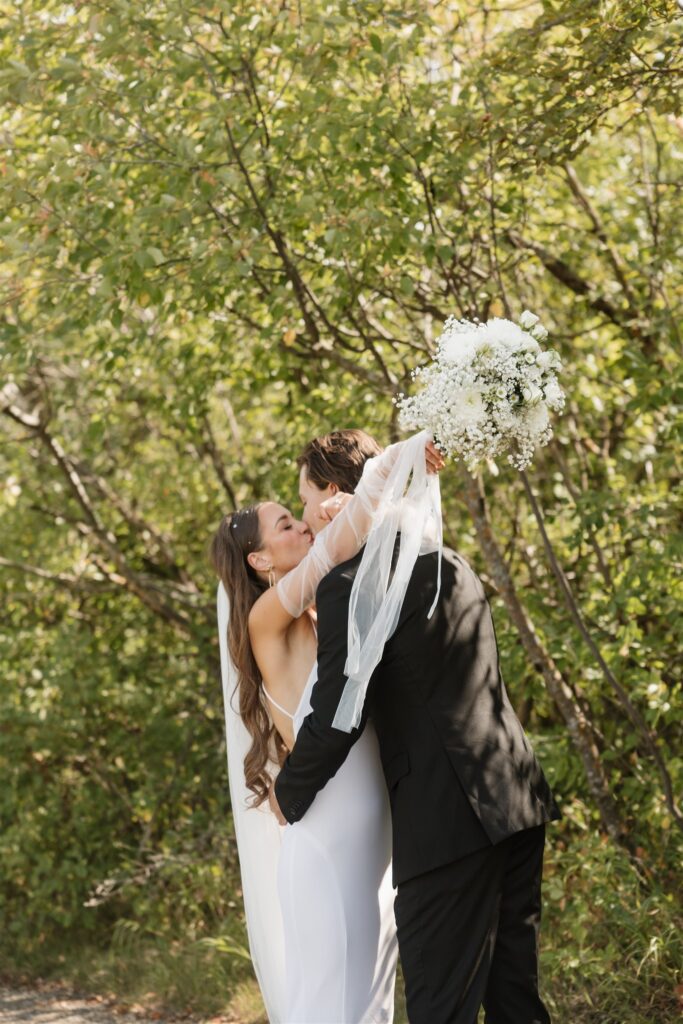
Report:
274,545,560,886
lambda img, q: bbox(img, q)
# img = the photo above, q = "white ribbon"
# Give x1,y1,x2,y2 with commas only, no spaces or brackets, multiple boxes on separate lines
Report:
332,430,443,732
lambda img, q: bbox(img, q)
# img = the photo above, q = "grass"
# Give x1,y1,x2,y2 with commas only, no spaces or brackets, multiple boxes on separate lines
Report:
0,938,264,1021
1,828,680,1023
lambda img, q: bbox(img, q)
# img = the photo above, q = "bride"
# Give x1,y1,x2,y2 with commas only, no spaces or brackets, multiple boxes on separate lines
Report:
211,431,443,1023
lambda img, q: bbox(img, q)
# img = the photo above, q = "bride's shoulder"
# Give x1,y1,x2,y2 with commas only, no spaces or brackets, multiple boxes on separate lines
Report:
249,587,311,660
247,587,269,627
248,587,285,640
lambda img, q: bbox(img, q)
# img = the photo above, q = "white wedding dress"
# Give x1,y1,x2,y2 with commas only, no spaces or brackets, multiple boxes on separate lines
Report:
272,660,397,1023
217,432,440,1023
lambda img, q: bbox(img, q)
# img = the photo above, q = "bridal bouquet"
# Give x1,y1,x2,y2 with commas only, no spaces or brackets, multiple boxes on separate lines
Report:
396,311,565,471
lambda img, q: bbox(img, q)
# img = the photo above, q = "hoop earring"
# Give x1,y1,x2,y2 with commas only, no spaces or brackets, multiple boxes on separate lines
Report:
268,567,275,589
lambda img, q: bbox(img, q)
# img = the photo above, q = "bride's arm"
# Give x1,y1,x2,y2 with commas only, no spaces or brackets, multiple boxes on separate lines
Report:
274,440,402,619
250,435,440,641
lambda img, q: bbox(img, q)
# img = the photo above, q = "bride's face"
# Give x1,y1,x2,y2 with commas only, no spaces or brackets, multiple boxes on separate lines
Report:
299,467,338,536
250,502,313,577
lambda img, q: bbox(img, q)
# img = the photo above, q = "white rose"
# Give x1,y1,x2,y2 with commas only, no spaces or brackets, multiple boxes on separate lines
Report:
543,379,564,409
520,309,539,329
524,403,550,433
460,387,487,423
486,318,528,350
532,323,548,341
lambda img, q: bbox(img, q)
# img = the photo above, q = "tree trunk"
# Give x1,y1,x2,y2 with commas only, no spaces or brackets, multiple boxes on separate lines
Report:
461,470,626,843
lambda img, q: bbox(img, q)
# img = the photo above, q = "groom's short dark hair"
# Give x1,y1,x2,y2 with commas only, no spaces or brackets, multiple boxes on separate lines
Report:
297,430,382,493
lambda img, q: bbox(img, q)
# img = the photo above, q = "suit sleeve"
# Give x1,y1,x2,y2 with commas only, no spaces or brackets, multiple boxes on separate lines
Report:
274,568,373,824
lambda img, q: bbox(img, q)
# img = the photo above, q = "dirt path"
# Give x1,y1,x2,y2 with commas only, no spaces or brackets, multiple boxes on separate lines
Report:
0,986,235,1024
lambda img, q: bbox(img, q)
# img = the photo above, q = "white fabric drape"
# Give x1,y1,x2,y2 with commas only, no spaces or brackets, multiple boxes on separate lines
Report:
217,582,287,1023
333,429,442,732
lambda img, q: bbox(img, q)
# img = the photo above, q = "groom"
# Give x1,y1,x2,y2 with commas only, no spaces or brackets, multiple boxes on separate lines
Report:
270,429,560,1024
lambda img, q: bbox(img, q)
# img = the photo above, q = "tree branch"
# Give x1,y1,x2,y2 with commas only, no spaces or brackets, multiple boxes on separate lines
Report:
506,229,656,354
520,469,682,833
0,557,116,594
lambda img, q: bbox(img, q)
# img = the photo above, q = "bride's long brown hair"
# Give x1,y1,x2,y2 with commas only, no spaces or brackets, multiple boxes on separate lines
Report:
210,507,287,805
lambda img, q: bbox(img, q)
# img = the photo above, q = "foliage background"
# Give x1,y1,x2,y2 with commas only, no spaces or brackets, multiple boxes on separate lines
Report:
1,1,681,1021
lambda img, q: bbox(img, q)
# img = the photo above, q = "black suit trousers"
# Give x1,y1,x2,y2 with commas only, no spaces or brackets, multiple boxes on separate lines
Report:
394,824,551,1024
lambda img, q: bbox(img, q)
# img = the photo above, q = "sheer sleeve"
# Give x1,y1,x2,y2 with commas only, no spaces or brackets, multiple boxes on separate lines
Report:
275,440,405,619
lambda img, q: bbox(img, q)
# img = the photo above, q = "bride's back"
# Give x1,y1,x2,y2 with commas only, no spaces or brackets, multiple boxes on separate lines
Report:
253,609,318,751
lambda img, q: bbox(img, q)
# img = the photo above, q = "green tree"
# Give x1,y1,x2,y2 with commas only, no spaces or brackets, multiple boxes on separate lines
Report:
1,1,681,1019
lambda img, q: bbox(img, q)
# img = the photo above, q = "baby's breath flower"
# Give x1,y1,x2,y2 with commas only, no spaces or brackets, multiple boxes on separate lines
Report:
396,311,565,471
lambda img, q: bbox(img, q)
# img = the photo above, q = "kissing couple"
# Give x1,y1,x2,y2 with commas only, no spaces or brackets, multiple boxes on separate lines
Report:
212,427,559,1024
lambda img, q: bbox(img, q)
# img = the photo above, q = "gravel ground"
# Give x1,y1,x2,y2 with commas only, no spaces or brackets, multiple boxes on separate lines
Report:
0,987,232,1024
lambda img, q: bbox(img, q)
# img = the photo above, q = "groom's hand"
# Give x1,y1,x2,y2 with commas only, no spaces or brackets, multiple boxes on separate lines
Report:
268,781,287,825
